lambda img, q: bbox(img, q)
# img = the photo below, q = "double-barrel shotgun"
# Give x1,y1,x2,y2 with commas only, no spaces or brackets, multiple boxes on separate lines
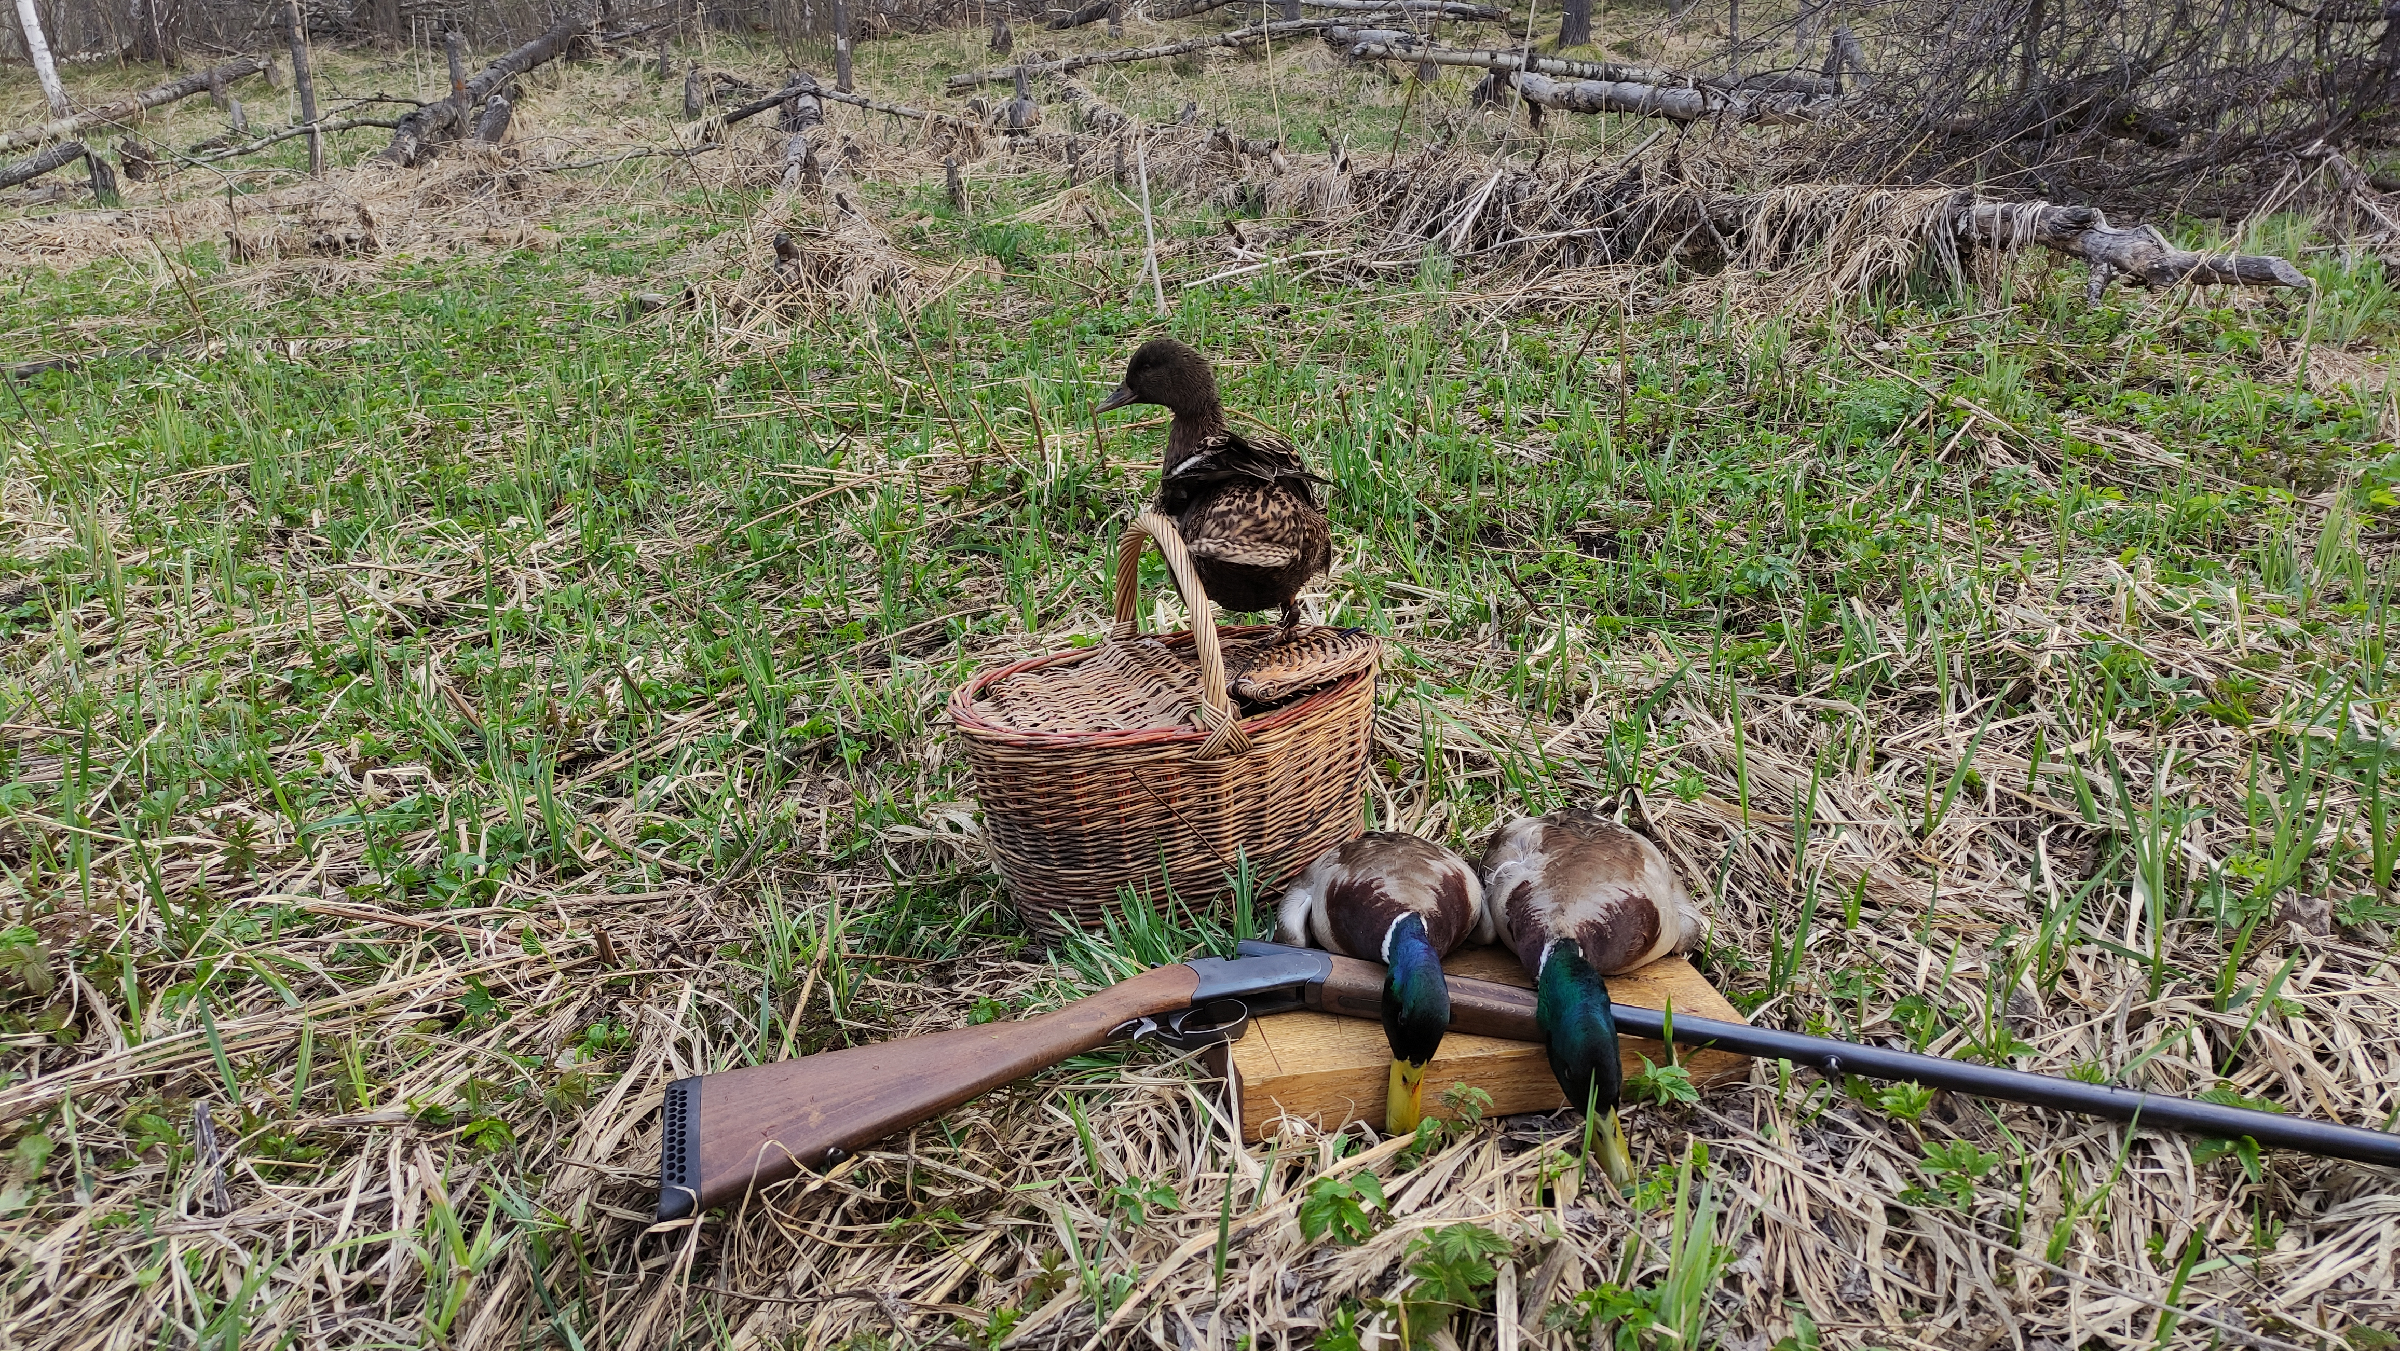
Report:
659,939,2400,1220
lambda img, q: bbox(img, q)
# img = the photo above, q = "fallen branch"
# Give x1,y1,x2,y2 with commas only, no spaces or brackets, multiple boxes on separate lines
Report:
946,18,1346,91
1158,0,1501,15
1336,30,1678,83
1342,31,1841,96
1047,0,1113,28
1509,70,1834,124
0,56,270,157
377,12,591,166
1961,202,2308,292
1304,0,1506,14
0,138,88,190
192,115,404,164
717,74,951,128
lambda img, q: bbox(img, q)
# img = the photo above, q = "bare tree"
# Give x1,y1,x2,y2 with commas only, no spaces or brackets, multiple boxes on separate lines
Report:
128,0,179,64
285,0,320,175
1559,0,1590,48
12,0,70,118
834,0,853,91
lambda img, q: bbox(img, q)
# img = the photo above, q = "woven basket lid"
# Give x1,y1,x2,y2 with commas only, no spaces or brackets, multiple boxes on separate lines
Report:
958,511,1379,748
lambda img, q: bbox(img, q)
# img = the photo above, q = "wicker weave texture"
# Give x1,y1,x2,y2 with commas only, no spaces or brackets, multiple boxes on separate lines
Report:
951,512,1377,932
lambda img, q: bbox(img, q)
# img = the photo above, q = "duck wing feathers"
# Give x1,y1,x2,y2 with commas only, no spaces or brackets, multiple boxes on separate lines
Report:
1161,428,1326,502
1479,809,1700,976
1178,481,1321,569
1275,832,1490,960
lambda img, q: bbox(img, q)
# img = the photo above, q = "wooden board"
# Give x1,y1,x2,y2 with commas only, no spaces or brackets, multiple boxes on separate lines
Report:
1211,948,1749,1142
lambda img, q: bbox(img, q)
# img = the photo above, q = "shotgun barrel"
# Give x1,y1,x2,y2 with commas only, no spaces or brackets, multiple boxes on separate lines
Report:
1612,1004,2400,1169
1238,940,2400,1170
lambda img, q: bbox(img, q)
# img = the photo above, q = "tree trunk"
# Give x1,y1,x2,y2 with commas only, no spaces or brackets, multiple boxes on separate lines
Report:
1960,202,2307,291
286,0,321,176
1508,69,1830,123
128,0,176,65
0,138,87,190
377,12,589,166
2018,0,2043,92
86,148,119,205
0,55,267,155
834,0,853,92
13,0,70,119
1557,0,1590,48
445,32,469,102
373,0,400,43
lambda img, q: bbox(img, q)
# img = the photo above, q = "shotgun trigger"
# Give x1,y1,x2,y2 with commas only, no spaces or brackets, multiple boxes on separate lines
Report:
1110,998,1253,1050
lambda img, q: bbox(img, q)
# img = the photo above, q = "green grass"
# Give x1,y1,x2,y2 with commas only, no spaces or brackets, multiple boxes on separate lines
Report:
4,20,2400,1351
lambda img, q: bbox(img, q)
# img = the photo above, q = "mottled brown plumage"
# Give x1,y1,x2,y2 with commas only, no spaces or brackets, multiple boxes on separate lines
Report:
1479,804,1702,979
1274,832,1492,960
1095,338,1332,635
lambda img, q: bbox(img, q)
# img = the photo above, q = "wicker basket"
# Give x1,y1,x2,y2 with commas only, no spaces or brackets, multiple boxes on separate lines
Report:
951,511,1379,933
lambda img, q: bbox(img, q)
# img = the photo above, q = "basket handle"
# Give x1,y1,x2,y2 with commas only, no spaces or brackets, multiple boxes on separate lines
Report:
1112,510,1252,760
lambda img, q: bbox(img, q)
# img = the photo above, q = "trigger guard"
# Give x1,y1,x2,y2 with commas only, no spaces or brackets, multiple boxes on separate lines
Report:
1157,998,1251,1050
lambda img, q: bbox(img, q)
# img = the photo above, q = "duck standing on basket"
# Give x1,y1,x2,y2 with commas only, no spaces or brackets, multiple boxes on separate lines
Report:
1277,833,1493,1135
1094,337,1332,641
1480,800,1702,1189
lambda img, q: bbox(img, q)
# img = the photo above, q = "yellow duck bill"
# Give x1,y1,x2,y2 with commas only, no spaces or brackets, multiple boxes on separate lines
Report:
1387,1058,1428,1136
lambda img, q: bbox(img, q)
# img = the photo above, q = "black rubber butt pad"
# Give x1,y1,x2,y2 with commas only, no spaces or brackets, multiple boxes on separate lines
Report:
657,1077,701,1221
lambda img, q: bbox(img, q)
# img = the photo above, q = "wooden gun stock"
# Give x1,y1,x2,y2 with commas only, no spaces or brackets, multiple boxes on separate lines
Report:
660,963,1199,1219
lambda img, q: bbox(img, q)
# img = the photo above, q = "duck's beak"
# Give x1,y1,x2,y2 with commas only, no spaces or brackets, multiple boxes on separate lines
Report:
1387,1058,1428,1136
1591,1107,1635,1193
1094,383,1138,415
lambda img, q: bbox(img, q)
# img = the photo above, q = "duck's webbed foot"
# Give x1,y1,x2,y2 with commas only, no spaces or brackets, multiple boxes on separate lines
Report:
1269,601,1304,645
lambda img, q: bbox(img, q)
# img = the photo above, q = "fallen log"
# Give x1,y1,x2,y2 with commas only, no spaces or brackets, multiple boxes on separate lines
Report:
0,139,88,191
1173,0,1504,14
946,18,1346,91
1960,202,2308,293
0,56,270,157
377,12,591,166
1344,32,1837,94
1508,70,1833,124
1048,0,1112,28
1305,0,1508,14
779,77,827,190
1336,31,1678,83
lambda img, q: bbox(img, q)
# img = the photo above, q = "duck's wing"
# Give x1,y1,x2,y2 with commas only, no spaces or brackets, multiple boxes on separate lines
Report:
1479,813,1692,975
1476,816,1558,977
1179,481,1307,569
1164,427,1327,491
1549,816,1691,973
1466,861,1499,947
1274,851,1332,950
